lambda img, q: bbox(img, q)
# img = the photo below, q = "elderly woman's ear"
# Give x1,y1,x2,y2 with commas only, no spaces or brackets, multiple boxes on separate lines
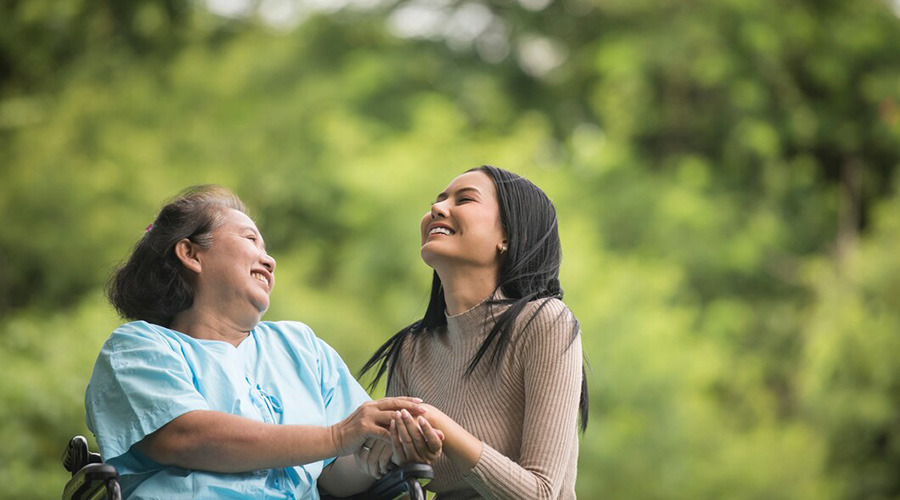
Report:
175,238,203,274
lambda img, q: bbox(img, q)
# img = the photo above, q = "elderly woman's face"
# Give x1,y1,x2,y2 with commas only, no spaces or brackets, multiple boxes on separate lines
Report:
194,209,277,321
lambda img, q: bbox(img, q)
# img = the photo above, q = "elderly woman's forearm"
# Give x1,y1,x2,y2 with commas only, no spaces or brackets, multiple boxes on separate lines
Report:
136,410,339,472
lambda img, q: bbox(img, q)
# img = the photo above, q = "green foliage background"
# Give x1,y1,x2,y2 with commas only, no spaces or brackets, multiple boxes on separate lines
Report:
1,0,899,498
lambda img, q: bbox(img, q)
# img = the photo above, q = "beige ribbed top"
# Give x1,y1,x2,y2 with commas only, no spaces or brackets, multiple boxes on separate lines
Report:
387,297,583,499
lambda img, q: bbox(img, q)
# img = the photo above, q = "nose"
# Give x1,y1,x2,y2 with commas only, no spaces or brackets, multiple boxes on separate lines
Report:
431,200,449,219
261,253,276,273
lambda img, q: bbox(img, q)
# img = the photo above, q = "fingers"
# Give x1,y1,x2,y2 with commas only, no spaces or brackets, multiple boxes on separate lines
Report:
401,410,430,458
354,401,418,432
370,426,390,441
394,411,419,461
337,400,413,456
363,438,377,477
374,440,392,476
354,438,374,477
340,398,438,458
390,418,408,465
392,409,446,465
419,416,443,454
393,397,425,404
365,439,389,478
354,438,393,479
358,399,425,429
373,397,426,415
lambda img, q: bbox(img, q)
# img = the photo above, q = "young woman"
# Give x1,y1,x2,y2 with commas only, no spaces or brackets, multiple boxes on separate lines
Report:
85,185,425,499
362,166,588,499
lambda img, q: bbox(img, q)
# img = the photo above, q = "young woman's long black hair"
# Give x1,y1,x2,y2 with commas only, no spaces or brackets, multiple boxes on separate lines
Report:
360,165,589,432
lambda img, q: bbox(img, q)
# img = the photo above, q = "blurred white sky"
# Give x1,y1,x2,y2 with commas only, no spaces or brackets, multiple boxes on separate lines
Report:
203,0,567,76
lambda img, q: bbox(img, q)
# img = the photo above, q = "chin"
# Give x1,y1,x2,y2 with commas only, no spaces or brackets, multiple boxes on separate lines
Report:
422,253,461,277
251,302,270,320
420,248,442,268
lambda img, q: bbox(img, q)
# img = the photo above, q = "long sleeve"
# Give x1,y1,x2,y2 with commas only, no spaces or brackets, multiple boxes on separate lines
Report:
463,300,582,499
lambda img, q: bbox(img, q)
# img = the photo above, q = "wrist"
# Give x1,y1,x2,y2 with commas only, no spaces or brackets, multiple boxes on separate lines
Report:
329,424,345,456
434,419,482,472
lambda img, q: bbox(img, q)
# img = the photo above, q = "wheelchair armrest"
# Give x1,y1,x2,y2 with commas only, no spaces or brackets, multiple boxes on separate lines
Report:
62,435,121,500
364,463,433,500
321,463,433,500
63,436,102,474
62,463,121,500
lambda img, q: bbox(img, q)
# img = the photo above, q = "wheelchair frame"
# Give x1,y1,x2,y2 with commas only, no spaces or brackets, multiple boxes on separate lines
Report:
62,435,432,500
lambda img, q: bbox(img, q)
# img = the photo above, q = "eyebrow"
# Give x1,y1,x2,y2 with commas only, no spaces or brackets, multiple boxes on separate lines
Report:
435,186,482,202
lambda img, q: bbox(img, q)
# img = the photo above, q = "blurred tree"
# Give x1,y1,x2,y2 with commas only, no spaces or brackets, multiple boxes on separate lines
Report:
801,190,900,500
0,0,899,499
0,0,194,95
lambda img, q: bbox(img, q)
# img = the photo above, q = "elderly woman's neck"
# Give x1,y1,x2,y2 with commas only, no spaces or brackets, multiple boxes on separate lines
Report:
170,308,254,347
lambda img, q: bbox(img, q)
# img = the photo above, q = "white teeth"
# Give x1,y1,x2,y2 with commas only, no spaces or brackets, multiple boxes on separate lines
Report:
430,227,452,236
252,272,267,285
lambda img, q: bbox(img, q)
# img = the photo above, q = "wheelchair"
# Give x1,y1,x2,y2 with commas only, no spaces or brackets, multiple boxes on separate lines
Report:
62,435,433,500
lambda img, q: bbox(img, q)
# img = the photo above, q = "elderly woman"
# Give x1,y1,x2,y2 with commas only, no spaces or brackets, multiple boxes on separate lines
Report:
85,185,426,500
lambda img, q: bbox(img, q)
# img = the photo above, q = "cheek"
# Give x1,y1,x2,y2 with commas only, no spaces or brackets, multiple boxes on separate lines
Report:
474,214,504,244
419,213,431,244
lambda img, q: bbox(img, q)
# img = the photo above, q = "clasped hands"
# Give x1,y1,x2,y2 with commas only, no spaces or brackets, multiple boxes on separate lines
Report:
339,399,445,479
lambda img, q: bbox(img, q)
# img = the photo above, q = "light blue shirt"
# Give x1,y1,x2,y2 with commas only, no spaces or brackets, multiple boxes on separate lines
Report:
85,320,371,500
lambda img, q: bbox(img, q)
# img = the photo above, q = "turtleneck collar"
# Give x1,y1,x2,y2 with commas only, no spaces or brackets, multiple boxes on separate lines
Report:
444,290,512,347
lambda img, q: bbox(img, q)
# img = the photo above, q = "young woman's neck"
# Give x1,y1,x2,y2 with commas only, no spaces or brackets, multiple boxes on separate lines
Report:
435,265,499,316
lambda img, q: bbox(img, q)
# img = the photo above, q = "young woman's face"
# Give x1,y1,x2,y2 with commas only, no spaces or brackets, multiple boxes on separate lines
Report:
420,171,506,271
194,209,277,320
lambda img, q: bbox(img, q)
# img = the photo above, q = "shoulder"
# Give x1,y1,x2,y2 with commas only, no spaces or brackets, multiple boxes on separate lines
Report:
93,322,187,375
512,298,581,355
104,321,181,353
110,320,167,339
516,298,578,333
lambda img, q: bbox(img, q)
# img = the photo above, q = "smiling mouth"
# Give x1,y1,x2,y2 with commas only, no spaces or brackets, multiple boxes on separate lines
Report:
429,227,454,236
251,272,268,286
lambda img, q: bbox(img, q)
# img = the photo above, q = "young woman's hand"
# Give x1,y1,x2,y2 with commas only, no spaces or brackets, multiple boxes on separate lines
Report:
411,404,483,473
331,397,425,456
390,409,444,465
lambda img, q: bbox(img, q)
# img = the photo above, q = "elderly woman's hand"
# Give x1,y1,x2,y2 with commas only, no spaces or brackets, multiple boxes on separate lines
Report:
354,438,392,478
331,397,425,457
390,409,444,465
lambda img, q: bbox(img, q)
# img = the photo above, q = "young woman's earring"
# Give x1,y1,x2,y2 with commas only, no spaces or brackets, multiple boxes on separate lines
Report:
499,244,508,254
